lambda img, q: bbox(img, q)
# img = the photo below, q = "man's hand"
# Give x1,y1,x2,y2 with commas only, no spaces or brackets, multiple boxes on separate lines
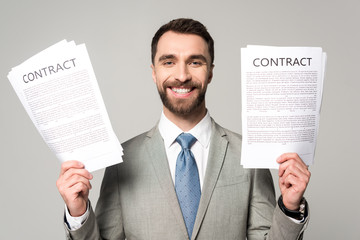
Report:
56,160,93,217
277,153,311,210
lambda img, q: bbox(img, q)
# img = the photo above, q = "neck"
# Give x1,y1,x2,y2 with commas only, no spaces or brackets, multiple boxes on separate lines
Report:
163,103,207,132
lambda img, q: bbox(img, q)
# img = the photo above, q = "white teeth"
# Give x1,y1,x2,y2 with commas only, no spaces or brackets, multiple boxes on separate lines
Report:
172,88,191,94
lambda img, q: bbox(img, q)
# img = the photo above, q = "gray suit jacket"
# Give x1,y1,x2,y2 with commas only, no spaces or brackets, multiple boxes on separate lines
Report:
65,119,308,239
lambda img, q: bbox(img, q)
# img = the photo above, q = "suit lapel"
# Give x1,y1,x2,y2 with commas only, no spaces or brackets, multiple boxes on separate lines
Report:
191,120,228,240
145,126,189,240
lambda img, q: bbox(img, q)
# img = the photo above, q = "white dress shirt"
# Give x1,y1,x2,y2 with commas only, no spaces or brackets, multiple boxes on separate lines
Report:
158,111,212,190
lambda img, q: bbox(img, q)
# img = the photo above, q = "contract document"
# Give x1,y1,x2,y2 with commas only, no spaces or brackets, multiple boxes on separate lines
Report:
241,46,326,169
8,40,123,172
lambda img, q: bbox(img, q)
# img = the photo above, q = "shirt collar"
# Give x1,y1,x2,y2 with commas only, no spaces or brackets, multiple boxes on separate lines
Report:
158,111,212,149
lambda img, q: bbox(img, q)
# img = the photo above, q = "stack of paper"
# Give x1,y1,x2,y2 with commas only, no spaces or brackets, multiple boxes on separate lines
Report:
240,45,326,169
8,40,123,172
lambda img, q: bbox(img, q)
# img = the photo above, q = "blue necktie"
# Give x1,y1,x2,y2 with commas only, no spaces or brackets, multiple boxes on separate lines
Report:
175,133,201,239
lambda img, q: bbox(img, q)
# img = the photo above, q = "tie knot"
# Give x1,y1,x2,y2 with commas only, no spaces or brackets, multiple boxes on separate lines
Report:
176,133,197,150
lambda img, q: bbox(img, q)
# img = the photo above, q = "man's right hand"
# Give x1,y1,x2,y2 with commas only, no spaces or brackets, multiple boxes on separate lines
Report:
56,160,93,217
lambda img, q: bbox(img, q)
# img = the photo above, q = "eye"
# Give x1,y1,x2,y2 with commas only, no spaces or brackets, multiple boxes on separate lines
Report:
189,61,204,67
162,61,174,67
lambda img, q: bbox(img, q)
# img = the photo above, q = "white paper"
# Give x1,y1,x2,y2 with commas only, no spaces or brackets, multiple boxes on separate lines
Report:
8,40,123,172
241,46,326,169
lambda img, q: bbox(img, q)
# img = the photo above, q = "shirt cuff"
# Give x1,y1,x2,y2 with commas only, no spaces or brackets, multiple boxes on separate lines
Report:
288,215,304,224
64,202,90,230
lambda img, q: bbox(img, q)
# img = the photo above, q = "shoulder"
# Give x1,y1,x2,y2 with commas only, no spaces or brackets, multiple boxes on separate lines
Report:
118,125,162,165
212,119,271,178
105,126,159,176
121,125,158,150
122,131,149,149
211,119,242,145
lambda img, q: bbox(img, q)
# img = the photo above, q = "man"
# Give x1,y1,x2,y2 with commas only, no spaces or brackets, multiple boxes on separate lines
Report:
57,18,310,240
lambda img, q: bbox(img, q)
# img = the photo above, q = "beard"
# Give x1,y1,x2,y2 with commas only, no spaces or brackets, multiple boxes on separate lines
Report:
157,81,207,116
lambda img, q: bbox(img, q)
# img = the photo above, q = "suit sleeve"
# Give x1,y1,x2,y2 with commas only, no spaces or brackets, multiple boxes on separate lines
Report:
64,165,125,240
246,169,309,240
265,202,309,240
64,202,100,240
246,169,276,240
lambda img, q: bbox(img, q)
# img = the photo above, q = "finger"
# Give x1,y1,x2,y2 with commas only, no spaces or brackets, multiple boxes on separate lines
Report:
284,165,310,183
62,182,90,209
277,153,299,176
65,182,89,217
62,167,93,182
280,174,308,194
58,177,91,203
279,165,310,192
277,153,308,176
276,152,301,163
70,181,91,197
57,168,93,196
279,174,298,191
279,159,310,178
63,174,92,191
281,169,308,187
57,176,91,197
60,160,85,176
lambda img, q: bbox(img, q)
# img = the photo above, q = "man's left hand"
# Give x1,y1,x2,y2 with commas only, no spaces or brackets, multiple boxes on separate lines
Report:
277,153,311,210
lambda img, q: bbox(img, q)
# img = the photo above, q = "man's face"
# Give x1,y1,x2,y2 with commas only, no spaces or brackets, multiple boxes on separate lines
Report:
151,31,214,116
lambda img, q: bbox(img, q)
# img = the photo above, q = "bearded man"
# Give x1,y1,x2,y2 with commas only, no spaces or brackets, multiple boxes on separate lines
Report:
57,18,310,240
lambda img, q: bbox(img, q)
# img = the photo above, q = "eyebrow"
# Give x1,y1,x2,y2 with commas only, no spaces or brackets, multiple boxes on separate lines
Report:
157,54,208,63
188,54,208,63
158,54,176,62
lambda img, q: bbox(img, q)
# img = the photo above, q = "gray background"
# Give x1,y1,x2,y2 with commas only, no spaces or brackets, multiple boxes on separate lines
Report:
1,0,359,239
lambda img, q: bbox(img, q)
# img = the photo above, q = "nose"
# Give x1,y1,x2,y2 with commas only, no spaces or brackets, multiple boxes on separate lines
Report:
174,63,191,82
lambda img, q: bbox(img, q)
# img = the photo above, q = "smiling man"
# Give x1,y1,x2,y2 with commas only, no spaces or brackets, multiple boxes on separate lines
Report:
152,31,213,130
58,18,310,240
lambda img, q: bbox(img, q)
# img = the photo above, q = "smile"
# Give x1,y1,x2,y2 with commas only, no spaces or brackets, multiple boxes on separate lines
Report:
171,87,193,94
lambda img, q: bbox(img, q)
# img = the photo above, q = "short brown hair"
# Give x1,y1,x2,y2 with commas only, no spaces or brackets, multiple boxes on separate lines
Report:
151,18,214,64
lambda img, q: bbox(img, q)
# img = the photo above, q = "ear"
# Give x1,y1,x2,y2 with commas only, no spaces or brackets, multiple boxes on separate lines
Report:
207,64,215,84
151,64,156,83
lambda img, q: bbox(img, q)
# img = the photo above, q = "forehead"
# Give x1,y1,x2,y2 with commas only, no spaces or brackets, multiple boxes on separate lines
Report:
155,31,210,61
